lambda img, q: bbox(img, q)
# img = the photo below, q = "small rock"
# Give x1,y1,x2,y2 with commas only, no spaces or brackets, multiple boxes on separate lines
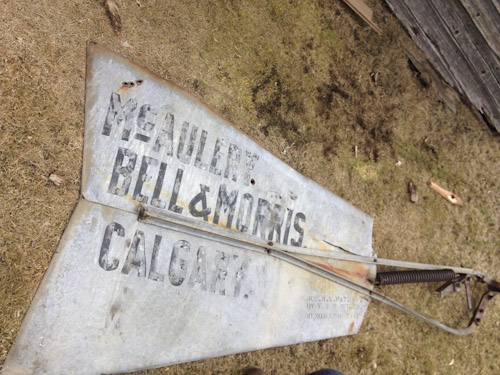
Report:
408,181,418,203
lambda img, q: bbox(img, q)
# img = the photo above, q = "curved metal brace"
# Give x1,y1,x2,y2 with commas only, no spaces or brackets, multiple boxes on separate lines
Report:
139,205,500,335
269,249,498,335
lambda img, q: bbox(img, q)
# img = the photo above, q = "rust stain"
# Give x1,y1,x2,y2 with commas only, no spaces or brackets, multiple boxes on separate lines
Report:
117,79,144,92
348,321,355,333
310,261,369,283
117,81,136,92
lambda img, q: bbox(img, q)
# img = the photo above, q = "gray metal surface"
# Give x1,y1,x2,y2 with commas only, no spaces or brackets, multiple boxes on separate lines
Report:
140,205,489,336
2,43,376,374
81,43,374,257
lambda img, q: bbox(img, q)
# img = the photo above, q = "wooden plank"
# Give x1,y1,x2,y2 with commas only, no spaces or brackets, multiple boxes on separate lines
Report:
408,0,484,99
451,1,500,86
432,0,500,107
405,48,459,113
411,0,500,129
385,0,500,132
342,0,382,35
384,1,460,89
461,0,500,59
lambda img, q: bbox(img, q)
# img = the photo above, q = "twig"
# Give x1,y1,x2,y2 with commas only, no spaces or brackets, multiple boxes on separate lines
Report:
428,181,463,206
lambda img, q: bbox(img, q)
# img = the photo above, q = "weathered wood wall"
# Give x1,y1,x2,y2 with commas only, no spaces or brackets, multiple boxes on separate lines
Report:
385,0,500,133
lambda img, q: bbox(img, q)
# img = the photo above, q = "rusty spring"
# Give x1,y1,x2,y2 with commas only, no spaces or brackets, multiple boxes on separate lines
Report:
375,269,457,286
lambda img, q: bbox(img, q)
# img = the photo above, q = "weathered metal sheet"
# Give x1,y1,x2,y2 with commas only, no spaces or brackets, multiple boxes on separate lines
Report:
81,43,374,256
2,43,375,375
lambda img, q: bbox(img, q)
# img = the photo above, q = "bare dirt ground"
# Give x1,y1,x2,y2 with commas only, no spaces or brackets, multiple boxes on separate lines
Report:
1,1,499,374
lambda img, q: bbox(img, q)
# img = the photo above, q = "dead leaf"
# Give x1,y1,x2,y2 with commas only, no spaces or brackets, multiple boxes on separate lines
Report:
49,173,64,186
105,0,122,34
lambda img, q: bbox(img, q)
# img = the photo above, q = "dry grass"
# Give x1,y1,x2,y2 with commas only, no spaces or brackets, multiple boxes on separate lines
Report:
1,0,499,374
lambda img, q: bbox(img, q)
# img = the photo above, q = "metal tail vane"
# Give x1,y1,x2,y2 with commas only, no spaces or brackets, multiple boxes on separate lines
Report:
2,43,498,375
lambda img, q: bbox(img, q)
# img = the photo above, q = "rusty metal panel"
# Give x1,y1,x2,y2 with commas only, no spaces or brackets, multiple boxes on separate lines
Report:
2,43,376,374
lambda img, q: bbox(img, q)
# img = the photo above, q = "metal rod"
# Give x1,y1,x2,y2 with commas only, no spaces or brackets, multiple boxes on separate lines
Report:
138,205,494,335
268,249,476,335
139,206,484,277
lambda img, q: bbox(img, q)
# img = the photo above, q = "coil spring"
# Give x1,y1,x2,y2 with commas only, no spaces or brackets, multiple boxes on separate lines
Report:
375,269,457,286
